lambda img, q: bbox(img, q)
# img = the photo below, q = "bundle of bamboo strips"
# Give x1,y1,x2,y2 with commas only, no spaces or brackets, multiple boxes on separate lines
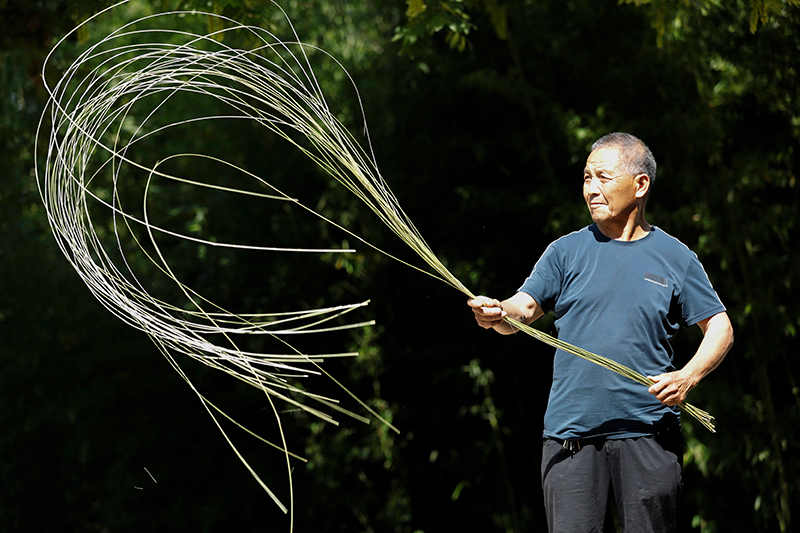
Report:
36,0,714,522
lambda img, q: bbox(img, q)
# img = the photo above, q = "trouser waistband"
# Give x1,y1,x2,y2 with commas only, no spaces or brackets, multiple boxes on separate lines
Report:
550,425,682,453
551,436,603,453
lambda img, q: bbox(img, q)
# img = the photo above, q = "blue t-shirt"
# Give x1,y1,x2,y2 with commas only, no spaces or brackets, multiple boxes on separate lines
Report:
518,224,726,440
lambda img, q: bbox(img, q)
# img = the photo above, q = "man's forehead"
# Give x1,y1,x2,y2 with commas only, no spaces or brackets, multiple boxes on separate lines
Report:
585,146,622,169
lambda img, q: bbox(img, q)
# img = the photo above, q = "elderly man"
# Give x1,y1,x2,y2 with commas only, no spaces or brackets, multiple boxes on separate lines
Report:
469,132,733,532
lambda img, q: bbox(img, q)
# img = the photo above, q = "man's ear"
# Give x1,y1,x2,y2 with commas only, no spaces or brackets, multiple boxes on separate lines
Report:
634,173,651,199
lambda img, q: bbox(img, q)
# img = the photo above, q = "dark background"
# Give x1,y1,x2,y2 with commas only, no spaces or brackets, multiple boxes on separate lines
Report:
1,0,798,531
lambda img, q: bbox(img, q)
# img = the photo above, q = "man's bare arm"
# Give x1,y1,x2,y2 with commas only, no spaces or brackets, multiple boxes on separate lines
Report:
467,292,545,335
648,311,734,406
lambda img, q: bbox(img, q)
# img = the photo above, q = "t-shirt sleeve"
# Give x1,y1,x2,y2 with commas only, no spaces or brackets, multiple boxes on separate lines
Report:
679,253,726,326
517,242,563,313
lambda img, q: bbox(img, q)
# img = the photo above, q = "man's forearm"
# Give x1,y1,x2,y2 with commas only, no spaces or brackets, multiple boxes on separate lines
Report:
648,312,733,405
491,297,537,335
681,312,734,387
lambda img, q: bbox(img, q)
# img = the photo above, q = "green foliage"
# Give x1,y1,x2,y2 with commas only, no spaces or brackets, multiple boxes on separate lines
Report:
393,0,510,55
393,0,476,54
619,0,800,40
748,0,800,31
3,0,800,531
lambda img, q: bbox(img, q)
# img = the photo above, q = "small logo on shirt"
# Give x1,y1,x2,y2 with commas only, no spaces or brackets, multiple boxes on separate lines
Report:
644,272,668,287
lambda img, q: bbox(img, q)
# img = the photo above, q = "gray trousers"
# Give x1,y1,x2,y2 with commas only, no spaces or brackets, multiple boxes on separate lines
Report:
541,431,683,533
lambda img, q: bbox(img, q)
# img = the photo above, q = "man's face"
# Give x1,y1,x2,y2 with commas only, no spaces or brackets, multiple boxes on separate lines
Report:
583,147,640,225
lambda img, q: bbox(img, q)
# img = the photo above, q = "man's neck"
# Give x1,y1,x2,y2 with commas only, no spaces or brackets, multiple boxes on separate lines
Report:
596,210,652,241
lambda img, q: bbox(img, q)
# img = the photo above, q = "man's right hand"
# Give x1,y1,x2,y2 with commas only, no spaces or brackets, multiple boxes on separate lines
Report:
467,292,544,335
467,296,507,329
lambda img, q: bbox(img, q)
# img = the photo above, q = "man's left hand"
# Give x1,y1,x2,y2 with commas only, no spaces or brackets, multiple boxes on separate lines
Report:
647,371,696,406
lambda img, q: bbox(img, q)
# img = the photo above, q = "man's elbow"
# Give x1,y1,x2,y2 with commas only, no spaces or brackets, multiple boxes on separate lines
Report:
717,312,735,354
726,325,734,352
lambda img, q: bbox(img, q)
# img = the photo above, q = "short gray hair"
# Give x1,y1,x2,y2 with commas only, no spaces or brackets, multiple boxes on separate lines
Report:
592,132,657,185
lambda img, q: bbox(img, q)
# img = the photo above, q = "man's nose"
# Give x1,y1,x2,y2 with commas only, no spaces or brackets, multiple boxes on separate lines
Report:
586,176,602,195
